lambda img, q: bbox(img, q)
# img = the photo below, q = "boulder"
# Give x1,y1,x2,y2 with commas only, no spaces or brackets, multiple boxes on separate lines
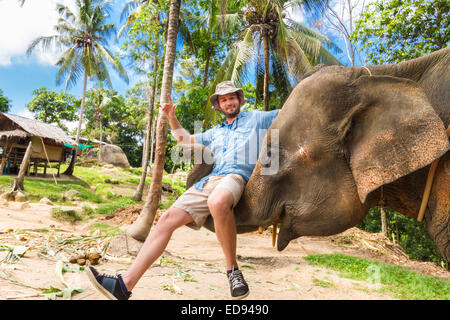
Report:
98,144,130,168
63,190,81,200
15,191,28,202
39,197,54,206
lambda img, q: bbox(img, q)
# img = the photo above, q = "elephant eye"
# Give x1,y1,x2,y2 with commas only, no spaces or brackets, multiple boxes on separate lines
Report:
297,146,309,162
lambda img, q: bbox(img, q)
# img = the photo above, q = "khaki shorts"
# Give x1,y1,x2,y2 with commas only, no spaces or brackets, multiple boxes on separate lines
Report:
171,173,246,230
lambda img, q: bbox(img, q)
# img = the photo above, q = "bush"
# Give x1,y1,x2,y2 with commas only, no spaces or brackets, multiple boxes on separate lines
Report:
51,208,82,224
358,207,447,268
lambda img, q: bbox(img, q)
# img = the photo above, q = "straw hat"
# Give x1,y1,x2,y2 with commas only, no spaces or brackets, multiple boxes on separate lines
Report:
210,81,245,110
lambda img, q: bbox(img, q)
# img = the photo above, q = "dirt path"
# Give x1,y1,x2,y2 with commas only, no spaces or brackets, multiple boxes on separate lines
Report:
0,202,448,300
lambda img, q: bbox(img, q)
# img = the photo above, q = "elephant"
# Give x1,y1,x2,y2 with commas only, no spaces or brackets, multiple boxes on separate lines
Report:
188,47,450,261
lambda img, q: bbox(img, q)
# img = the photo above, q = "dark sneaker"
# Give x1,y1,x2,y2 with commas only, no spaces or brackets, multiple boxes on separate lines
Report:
86,266,132,300
227,268,249,300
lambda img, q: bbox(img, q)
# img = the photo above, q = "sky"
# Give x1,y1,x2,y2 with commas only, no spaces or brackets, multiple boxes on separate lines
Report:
0,0,133,129
0,0,359,132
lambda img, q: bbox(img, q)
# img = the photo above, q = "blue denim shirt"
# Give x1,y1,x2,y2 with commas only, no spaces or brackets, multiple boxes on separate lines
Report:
193,109,280,191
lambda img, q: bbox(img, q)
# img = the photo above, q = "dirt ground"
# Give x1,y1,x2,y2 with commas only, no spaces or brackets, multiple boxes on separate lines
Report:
0,200,448,300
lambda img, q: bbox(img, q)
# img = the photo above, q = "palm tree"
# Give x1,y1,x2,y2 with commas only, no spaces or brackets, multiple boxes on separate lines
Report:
86,88,121,143
26,0,129,175
184,0,242,88
206,0,341,117
127,0,181,241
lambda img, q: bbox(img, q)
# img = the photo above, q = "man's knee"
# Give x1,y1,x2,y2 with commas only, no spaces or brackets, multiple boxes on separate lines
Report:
207,192,233,218
156,208,187,232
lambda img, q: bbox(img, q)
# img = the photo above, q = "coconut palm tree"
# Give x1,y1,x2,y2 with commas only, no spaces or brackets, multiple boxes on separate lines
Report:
26,0,129,175
183,0,242,88
206,0,341,117
86,88,121,143
127,0,181,241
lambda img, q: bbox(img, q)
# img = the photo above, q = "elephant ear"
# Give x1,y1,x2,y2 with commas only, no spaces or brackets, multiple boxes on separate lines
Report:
343,75,449,203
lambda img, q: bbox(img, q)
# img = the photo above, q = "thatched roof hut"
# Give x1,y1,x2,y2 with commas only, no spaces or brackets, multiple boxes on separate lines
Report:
0,113,76,145
0,112,76,177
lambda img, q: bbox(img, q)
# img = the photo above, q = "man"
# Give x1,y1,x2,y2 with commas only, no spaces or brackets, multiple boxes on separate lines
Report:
87,81,280,300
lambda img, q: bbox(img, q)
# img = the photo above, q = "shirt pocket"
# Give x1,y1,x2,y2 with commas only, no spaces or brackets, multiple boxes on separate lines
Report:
233,127,252,139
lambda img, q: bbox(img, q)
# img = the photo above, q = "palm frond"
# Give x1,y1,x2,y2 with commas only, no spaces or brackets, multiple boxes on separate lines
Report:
26,35,62,57
230,29,256,86
94,40,129,84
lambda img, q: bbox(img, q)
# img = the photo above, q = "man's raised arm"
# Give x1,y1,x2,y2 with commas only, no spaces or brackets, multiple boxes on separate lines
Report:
157,93,195,145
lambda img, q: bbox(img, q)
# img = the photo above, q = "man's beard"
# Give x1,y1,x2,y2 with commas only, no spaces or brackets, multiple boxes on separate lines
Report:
219,104,241,118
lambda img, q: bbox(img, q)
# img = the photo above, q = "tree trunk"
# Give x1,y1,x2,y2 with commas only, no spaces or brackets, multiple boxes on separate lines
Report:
202,48,211,88
263,32,270,111
99,119,103,143
0,141,11,175
127,0,181,241
380,207,388,237
64,71,88,176
133,52,159,201
12,140,32,191
149,102,157,164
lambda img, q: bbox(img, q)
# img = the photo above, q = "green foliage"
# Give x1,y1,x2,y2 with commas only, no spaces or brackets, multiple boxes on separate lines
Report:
26,87,78,132
305,253,450,299
0,89,11,113
81,87,146,167
357,207,446,267
352,0,449,64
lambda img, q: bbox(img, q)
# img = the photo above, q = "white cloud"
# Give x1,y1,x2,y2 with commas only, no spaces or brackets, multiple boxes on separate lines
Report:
285,5,305,23
0,0,74,66
17,108,34,119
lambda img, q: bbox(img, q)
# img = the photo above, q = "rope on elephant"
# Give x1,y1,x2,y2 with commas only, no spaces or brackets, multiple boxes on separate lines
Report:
362,66,372,76
417,124,450,222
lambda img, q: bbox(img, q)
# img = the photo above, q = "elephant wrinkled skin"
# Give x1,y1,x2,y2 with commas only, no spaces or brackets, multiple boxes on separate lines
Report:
188,47,450,261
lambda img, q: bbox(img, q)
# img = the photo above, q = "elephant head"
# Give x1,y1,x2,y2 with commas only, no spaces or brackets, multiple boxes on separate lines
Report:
236,68,449,251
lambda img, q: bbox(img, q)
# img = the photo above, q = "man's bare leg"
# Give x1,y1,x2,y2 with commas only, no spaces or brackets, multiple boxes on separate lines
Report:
207,188,238,270
122,207,194,291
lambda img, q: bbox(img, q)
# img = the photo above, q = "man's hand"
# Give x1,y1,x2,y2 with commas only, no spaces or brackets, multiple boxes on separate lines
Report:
157,93,194,144
157,93,176,119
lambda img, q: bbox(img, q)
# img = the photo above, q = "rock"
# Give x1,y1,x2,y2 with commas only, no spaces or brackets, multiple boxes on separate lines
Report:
98,144,130,168
15,192,28,202
103,164,114,169
20,201,30,209
63,190,81,200
104,178,111,183
39,197,54,206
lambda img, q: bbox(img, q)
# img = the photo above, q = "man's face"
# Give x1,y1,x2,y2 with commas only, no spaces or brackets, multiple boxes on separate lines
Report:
217,92,241,118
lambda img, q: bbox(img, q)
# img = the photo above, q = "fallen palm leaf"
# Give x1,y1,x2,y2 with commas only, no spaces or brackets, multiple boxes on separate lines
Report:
103,254,132,264
0,244,29,264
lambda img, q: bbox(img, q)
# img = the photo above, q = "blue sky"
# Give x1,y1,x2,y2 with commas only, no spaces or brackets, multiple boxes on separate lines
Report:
0,0,358,131
0,0,134,128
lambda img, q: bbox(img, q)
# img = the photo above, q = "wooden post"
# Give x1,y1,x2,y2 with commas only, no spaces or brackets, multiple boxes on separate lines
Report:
12,140,32,191
44,162,47,176
0,141,11,175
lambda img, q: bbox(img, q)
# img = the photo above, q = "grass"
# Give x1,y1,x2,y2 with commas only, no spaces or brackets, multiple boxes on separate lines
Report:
304,253,450,300
88,222,122,237
95,197,138,215
0,175,103,204
51,208,83,224
1,163,185,218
